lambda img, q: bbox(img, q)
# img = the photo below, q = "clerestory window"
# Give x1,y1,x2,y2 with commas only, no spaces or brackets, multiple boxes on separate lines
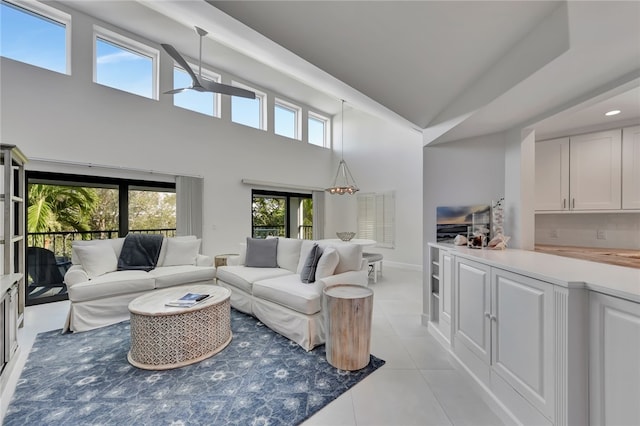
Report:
94,26,158,99
231,82,266,130
308,112,330,148
0,0,70,74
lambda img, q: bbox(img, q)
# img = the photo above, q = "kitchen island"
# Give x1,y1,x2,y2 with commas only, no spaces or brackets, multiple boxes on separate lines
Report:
425,242,640,426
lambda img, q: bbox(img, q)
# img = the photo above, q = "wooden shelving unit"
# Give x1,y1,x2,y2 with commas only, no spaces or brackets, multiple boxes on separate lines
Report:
1,144,27,395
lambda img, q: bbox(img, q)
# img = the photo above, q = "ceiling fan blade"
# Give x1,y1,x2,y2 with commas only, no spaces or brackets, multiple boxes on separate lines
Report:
164,87,190,95
161,43,201,86
201,80,256,99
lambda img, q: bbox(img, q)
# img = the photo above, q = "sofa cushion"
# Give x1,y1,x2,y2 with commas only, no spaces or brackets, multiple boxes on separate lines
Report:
300,244,322,284
71,238,125,264
315,247,339,279
67,270,155,302
216,265,292,294
162,238,201,266
149,265,215,289
253,274,324,315
317,242,363,274
274,237,303,272
245,237,278,268
157,235,196,266
74,243,118,279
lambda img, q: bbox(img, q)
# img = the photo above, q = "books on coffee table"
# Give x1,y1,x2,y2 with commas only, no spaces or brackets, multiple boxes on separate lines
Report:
165,292,210,307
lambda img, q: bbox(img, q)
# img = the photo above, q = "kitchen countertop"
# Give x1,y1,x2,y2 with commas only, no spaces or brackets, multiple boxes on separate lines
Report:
535,244,640,269
429,242,640,303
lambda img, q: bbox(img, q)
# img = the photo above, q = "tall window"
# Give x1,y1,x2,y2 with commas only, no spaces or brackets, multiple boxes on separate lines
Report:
275,99,301,140
94,26,158,99
0,0,69,74
252,190,312,239
308,112,329,147
232,82,266,130
172,65,220,117
357,191,395,248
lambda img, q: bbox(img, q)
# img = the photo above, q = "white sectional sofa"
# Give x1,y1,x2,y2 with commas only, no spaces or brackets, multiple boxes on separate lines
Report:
63,235,216,332
216,237,368,351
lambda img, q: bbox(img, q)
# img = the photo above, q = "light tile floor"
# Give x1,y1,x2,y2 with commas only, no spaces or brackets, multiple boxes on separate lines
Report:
1,267,508,425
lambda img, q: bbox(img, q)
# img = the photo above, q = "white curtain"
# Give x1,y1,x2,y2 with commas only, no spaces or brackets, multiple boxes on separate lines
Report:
312,191,325,240
176,176,203,238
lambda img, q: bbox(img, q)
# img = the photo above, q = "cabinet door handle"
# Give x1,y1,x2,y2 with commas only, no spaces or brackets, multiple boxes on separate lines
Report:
484,312,491,319
563,198,566,209
572,198,575,209
490,315,497,322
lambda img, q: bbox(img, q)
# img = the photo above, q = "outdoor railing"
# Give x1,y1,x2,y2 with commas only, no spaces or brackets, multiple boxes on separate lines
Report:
252,225,313,240
28,228,177,260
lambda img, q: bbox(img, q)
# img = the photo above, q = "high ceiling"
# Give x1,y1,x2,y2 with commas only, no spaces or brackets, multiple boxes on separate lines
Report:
57,0,640,143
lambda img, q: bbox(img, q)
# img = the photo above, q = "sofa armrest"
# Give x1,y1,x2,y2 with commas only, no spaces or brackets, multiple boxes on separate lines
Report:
64,265,89,287
318,268,368,288
226,255,243,266
196,254,213,267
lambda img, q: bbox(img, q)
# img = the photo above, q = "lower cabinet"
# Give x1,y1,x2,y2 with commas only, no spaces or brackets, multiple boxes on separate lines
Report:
437,250,453,342
453,257,555,424
589,292,640,426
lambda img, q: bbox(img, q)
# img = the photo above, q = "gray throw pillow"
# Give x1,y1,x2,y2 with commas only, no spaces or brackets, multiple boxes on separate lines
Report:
301,244,323,283
245,237,278,268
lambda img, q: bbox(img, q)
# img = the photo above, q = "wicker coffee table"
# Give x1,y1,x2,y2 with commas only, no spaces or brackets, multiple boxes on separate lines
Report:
127,284,232,370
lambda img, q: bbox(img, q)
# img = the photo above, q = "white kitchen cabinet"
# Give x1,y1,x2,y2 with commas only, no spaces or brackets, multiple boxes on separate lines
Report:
535,129,623,211
536,137,570,211
570,130,622,210
622,125,640,209
453,257,555,423
589,292,640,426
454,257,492,365
491,268,554,419
437,249,453,342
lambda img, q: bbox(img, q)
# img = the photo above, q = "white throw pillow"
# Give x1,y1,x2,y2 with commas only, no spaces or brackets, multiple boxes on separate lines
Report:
74,243,118,279
332,244,363,274
315,247,339,279
157,235,196,266
162,238,201,266
275,237,303,272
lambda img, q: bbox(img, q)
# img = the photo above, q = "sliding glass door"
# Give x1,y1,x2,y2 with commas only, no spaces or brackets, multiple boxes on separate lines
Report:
251,190,312,239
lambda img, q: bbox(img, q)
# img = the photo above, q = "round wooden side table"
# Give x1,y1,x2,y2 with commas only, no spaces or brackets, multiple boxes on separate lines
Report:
323,284,374,371
127,284,232,370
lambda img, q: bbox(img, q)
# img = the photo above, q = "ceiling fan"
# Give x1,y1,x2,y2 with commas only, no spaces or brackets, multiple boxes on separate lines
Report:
161,26,256,99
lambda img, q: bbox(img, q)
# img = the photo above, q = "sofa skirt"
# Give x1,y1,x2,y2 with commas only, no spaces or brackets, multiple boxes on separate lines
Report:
218,281,325,351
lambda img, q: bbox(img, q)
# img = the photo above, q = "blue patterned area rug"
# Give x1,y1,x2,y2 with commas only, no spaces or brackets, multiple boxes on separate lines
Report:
4,309,384,426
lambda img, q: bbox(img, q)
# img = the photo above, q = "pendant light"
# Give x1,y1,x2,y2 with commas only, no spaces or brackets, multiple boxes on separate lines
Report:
325,100,359,195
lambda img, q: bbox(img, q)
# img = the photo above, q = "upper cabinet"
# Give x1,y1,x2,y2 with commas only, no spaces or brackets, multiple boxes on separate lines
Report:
622,125,640,209
535,137,569,211
570,130,621,210
535,128,631,212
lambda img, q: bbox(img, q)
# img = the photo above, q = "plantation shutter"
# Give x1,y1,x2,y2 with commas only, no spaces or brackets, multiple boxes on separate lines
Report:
357,191,395,248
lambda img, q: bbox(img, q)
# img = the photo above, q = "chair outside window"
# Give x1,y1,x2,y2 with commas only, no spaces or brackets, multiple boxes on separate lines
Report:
26,247,70,300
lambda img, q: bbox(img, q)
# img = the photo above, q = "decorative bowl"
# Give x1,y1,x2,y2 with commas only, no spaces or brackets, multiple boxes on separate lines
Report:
336,232,356,241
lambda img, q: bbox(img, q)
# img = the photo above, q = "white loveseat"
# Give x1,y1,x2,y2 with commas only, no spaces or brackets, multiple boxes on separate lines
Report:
216,237,368,351
63,235,216,332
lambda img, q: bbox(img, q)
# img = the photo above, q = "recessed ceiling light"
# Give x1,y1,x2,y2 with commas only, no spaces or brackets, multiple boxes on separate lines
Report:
605,110,621,116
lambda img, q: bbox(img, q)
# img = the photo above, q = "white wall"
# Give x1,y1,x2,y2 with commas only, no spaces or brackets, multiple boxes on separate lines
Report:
0,5,339,259
325,108,424,268
423,133,507,245
1,4,424,267
536,213,640,250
